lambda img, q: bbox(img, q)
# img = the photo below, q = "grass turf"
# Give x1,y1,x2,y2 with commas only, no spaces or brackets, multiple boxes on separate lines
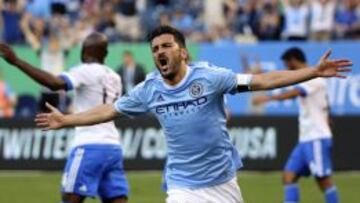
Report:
0,171,359,203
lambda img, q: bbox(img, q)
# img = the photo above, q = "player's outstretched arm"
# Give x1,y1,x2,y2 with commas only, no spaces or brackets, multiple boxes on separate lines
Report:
35,103,119,130
249,50,352,91
0,43,66,91
252,89,301,106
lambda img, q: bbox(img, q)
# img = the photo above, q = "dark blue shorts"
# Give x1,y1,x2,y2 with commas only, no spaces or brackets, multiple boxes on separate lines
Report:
61,144,129,199
284,138,333,178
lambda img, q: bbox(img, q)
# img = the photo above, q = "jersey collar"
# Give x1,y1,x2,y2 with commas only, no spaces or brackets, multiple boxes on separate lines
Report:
162,65,191,90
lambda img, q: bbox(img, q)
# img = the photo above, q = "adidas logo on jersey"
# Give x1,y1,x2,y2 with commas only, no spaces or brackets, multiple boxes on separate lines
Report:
157,94,165,102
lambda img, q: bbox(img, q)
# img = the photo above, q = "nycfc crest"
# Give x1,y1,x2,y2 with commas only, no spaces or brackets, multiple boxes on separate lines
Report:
189,82,204,98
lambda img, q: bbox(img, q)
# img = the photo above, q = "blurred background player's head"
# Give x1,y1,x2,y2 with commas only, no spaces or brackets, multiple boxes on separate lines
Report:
281,47,307,70
81,32,108,63
148,26,188,80
123,50,135,67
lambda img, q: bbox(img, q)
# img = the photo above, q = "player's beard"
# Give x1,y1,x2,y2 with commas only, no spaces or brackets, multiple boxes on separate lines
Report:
157,52,182,81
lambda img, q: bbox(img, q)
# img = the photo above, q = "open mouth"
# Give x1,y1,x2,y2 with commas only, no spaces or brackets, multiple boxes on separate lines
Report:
159,58,168,67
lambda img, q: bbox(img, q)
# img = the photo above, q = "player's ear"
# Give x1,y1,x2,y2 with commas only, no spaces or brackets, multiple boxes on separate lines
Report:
180,48,188,60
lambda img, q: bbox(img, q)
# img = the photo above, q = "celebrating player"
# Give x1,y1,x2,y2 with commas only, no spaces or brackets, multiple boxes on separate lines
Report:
33,26,351,203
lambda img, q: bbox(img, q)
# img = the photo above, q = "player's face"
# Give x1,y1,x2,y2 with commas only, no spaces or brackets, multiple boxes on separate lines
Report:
283,59,297,70
151,34,185,80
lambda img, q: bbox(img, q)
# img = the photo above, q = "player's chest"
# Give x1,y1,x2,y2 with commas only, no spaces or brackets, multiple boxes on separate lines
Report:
147,83,216,120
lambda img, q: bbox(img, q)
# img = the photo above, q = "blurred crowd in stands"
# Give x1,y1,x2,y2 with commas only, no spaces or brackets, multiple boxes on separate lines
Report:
1,0,360,46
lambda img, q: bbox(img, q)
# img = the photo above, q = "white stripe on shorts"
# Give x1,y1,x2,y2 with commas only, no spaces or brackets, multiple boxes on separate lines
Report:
313,140,323,177
166,177,244,203
64,148,84,192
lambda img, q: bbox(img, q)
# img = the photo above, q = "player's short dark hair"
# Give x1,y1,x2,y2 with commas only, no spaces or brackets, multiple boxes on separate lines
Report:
281,47,307,63
147,25,186,48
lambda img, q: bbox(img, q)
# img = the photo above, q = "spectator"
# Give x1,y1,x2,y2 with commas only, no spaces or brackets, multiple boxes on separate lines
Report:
203,0,226,32
282,0,309,40
334,0,360,39
232,0,258,41
158,10,171,26
69,0,99,45
21,12,69,113
309,0,336,41
171,7,194,36
173,0,203,18
24,0,51,20
63,0,81,21
0,70,16,118
256,1,282,40
117,50,146,94
113,0,143,41
49,0,74,49
38,34,68,113
1,0,25,44
1,0,360,44
224,0,240,28
209,24,235,44
147,0,173,8
95,1,121,42
72,14,95,44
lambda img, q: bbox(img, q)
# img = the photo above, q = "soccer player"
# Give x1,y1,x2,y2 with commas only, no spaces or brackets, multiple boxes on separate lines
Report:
252,47,339,203
0,33,128,203
34,26,351,203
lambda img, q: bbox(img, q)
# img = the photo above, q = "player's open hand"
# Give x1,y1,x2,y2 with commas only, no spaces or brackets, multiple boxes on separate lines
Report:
0,43,18,64
35,103,65,130
316,50,352,78
252,95,270,106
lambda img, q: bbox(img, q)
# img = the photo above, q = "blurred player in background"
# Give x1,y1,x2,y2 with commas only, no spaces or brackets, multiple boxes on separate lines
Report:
253,47,339,203
0,33,128,203
33,26,350,203
116,50,146,94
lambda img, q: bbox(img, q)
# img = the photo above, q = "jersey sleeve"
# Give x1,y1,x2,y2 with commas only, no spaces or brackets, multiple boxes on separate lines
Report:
113,83,149,117
211,67,252,94
295,80,321,97
58,66,92,91
211,67,238,94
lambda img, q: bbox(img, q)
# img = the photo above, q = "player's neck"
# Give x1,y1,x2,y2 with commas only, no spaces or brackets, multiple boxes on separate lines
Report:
298,63,308,69
164,63,187,86
82,57,104,64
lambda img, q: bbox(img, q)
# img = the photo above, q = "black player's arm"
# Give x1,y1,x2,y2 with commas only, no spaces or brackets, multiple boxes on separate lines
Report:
0,43,66,91
11,58,67,90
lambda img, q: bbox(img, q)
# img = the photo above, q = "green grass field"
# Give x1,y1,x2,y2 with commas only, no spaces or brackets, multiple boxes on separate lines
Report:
0,171,359,203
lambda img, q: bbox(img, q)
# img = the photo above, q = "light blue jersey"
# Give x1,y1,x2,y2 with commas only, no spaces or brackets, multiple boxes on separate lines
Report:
114,62,251,189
